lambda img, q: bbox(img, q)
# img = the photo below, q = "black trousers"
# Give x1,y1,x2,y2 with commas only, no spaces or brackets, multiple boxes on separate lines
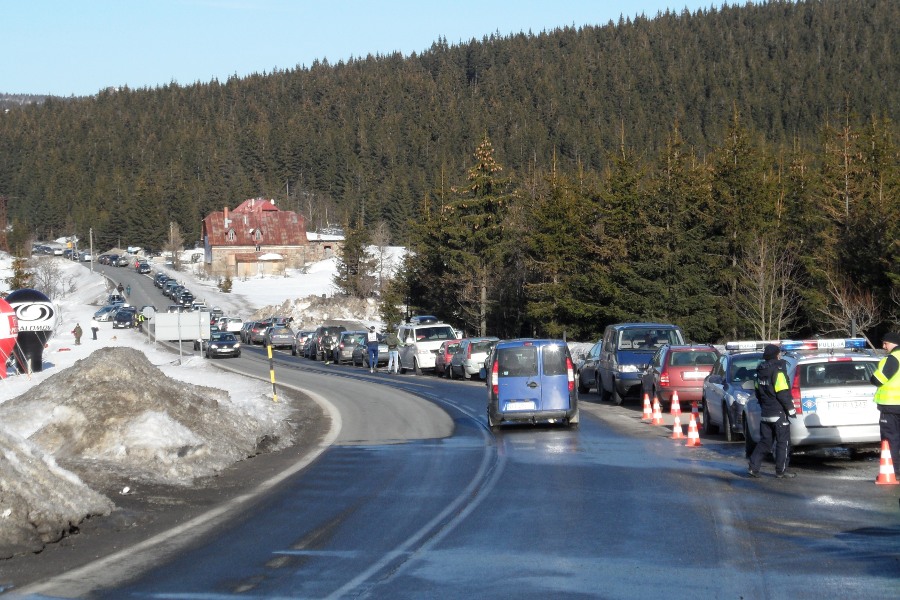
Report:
879,410,900,476
749,417,791,474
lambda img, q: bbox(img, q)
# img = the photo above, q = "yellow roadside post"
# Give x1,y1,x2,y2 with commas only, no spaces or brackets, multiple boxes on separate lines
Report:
267,344,278,403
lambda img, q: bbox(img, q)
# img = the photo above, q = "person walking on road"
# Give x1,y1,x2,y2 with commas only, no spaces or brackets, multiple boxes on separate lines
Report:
366,326,380,373
125,284,131,297
748,343,797,479
386,329,400,374
90,318,99,340
871,332,900,482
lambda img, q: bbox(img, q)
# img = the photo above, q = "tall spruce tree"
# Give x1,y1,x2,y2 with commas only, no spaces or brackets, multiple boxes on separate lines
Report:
333,220,376,298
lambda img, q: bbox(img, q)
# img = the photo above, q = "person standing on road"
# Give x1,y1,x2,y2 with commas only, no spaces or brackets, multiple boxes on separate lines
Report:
366,325,379,373
125,284,131,297
90,318,99,340
748,343,797,479
386,329,400,374
72,323,83,346
871,332,900,481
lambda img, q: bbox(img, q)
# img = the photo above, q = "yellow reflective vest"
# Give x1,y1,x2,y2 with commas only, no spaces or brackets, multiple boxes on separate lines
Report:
873,348,900,405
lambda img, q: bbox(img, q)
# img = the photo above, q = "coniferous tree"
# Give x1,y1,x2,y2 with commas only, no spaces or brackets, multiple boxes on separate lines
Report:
333,221,376,298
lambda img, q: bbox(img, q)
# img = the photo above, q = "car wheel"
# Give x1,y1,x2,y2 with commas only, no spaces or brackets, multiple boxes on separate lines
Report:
612,382,624,406
743,419,756,458
291,347,297,356
598,375,611,402
722,404,735,442
235,352,241,358
414,359,422,376
449,365,455,380
702,400,718,435
577,374,589,394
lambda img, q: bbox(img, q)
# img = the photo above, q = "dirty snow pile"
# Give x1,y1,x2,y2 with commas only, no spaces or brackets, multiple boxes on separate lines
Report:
0,245,404,559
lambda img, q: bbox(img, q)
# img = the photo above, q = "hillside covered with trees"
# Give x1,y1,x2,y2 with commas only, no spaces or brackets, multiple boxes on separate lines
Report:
0,0,898,341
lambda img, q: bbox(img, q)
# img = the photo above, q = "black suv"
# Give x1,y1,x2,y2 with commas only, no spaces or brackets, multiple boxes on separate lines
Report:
308,325,347,361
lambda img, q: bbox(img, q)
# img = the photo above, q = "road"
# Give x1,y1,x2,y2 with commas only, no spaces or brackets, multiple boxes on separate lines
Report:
18,265,900,598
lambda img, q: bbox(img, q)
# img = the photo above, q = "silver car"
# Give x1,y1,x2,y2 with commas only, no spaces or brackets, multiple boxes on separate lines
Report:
702,350,763,442
263,326,295,349
740,338,882,456
450,337,499,380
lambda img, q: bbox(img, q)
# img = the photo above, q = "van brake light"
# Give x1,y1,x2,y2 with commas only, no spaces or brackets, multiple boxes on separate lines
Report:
567,357,575,392
491,359,499,395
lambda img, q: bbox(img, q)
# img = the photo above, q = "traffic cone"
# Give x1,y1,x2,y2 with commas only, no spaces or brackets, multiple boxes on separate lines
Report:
670,390,682,417
641,394,653,421
875,440,898,485
691,400,700,427
671,414,685,439
651,396,663,426
685,413,702,447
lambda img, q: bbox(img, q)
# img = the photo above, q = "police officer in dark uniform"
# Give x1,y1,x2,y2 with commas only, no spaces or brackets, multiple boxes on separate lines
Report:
748,343,797,479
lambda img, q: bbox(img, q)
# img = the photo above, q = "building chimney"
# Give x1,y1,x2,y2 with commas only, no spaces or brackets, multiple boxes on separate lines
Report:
223,206,231,227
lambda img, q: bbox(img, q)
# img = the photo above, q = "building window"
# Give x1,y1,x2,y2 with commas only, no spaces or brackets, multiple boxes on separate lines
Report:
253,230,262,242
226,229,236,242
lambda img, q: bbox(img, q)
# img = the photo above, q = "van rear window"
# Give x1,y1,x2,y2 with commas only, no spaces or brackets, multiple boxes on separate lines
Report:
497,347,538,377
541,345,568,376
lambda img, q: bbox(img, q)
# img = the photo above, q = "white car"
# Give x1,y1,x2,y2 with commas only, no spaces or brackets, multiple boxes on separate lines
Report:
741,338,882,456
219,317,244,333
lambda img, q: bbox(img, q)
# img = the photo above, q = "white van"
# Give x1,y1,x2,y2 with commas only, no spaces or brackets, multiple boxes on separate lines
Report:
397,320,458,375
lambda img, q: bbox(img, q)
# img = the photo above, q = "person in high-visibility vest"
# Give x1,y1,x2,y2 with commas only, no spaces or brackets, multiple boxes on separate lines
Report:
871,332,900,480
748,343,797,479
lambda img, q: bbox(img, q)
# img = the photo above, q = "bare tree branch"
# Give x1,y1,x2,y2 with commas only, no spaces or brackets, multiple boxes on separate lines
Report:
818,271,880,345
737,237,801,339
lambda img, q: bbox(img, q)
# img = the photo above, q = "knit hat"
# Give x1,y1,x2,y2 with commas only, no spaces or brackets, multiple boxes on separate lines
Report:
882,332,900,346
762,343,780,360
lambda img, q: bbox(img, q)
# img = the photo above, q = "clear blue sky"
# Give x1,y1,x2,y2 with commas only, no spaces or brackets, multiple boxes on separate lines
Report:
3,0,718,97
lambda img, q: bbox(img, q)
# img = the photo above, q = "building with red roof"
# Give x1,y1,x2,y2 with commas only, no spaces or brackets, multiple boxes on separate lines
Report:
201,198,337,277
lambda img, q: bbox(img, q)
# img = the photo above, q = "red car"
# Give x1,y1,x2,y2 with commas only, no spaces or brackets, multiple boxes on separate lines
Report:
640,344,719,409
434,339,462,378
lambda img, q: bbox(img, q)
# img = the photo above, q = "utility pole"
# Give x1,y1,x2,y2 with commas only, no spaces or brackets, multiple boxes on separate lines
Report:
89,228,94,273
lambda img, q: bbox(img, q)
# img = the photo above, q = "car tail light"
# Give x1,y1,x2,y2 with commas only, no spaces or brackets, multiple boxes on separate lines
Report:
659,367,670,387
790,370,803,414
567,356,575,392
491,360,499,395
467,344,472,359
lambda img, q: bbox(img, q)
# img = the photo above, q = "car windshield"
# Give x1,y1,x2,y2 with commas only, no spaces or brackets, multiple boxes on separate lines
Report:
798,361,877,388
414,326,456,341
447,342,461,354
271,328,291,335
212,333,236,342
617,328,682,350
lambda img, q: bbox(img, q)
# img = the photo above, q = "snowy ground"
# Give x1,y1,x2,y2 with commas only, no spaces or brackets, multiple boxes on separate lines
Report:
0,246,403,559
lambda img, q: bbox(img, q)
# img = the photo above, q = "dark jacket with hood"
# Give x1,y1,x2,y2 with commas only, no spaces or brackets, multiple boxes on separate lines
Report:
756,358,796,422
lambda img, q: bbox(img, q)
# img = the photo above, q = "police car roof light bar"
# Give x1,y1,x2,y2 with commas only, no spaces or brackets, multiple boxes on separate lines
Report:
725,338,866,353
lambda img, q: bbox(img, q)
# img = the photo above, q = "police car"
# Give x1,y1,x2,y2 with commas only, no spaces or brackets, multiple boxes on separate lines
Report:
738,338,882,456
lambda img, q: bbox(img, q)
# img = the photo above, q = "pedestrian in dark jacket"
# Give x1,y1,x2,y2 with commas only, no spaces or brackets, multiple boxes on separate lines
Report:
748,343,797,479
72,323,83,345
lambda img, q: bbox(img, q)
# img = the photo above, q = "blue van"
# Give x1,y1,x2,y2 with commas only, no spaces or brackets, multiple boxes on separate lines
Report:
482,339,579,430
596,322,685,405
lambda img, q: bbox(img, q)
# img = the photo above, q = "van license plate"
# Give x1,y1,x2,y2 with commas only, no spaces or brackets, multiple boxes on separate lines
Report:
505,401,536,411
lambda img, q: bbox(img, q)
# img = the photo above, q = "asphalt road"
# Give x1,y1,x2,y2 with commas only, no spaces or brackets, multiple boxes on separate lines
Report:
8,266,900,599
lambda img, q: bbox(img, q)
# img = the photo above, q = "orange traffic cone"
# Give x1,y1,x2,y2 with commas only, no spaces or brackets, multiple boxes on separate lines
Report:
641,394,653,421
691,400,700,427
685,413,702,447
671,414,685,439
651,396,663,426
670,391,682,417
875,440,898,485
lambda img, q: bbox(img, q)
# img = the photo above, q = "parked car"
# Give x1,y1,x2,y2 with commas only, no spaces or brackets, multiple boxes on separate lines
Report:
640,344,719,409
308,325,347,361
204,331,241,359
595,323,685,405
576,341,603,394
112,306,137,329
396,320,458,375
116,255,131,267
702,349,764,442
136,261,151,274
482,339,579,430
291,330,315,356
434,339,462,378
351,336,389,367
450,336,500,380
263,326,295,349
333,331,367,364
239,321,257,344
93,305,119,322
107,293,125,305
740,338,882,456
